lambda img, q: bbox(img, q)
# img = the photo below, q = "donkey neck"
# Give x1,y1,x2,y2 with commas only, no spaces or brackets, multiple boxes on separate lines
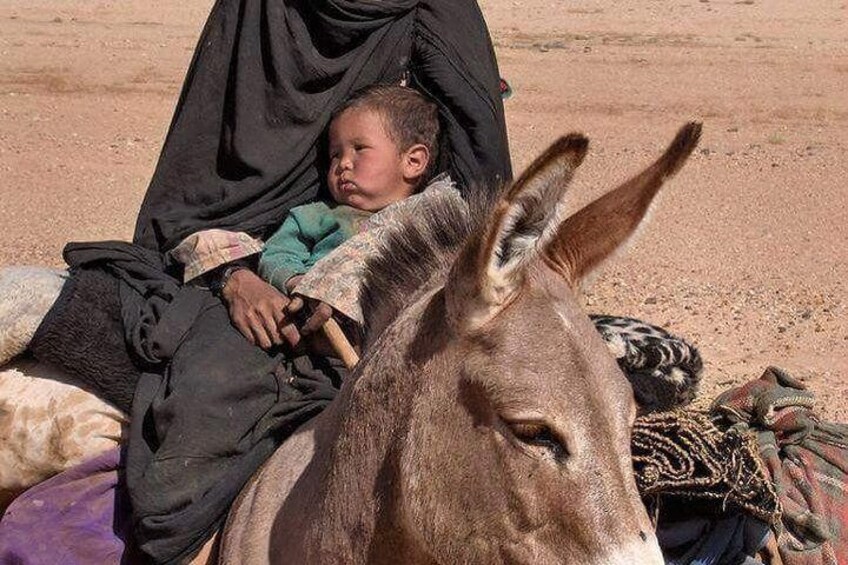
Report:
302,292,443,562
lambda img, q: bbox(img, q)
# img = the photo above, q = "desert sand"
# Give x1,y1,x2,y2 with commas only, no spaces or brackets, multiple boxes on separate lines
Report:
1,0,845,418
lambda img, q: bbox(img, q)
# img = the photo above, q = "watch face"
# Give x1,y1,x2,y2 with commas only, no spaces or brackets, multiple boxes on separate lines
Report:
216,265,243,295
211,267,230,295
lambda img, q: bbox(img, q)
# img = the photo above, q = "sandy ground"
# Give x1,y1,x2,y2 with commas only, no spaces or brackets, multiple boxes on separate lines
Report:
1,1,846,419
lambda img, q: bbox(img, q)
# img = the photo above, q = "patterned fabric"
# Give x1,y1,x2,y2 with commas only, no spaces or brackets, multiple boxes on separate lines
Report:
711,366,848,565
295,174,459,324
591,315,703,413
167,229,263,282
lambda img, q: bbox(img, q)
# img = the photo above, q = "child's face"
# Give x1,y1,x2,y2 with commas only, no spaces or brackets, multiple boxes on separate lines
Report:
326,108,417,212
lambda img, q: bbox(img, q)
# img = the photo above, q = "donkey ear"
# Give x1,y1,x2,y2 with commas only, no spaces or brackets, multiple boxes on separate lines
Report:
446,134,589,333
543,122,702,284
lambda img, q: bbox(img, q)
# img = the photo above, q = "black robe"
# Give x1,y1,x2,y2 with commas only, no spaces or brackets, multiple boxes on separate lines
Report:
31,0,510,562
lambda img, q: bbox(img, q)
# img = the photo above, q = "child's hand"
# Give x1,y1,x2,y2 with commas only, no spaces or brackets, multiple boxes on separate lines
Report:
285,296,340,358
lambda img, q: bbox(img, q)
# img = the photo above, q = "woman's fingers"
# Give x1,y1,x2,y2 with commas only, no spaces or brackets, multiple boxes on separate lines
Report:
254,292,288,347
232,314,257,347
231,306,271,349
280,321,301,348
286,296,304,314
257,306,283,346
272,301,288,329
301,302,334,335
223,278,334,349
245,309,274,350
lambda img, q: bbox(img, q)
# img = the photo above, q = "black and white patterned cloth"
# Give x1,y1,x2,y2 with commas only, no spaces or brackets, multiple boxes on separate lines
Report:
591,315,703,414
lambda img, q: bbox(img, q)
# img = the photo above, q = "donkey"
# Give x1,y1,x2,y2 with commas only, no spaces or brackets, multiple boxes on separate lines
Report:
218,123,702,564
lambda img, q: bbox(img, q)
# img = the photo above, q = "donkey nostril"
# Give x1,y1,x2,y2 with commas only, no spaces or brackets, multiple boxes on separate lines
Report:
639,530,647,542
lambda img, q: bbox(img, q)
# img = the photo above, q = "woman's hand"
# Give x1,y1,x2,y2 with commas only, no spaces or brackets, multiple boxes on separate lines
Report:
285,296,337,357
285,296,334,336
221,269,301,349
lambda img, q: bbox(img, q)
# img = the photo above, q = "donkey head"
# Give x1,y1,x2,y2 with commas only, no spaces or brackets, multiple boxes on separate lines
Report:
396,124,701,564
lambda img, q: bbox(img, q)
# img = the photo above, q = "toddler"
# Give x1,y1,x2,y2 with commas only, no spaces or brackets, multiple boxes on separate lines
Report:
260,84,440,292
257,85,441,345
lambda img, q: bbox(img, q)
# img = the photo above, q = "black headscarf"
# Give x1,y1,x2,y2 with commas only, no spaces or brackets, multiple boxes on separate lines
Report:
133,0,511,252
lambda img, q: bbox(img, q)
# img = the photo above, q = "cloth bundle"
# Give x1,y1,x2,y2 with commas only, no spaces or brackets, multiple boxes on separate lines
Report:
631,365,848,565
712,366,848,565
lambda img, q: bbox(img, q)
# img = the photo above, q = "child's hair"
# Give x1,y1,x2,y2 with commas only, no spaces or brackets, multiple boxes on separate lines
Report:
333,84,442,188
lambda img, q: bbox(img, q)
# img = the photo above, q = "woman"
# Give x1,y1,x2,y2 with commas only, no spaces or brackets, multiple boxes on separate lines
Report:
27,0,511,561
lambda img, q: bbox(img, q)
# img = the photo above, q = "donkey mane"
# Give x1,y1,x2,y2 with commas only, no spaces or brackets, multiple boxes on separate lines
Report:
359,184,502,345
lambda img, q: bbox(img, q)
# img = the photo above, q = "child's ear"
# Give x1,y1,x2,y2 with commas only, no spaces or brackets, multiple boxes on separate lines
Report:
403,144,430,181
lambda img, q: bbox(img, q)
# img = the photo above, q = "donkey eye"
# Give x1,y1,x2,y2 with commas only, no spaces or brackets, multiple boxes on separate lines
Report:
507,421,569,462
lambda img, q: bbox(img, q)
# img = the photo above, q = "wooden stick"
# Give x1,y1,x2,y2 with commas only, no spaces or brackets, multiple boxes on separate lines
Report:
322,318,360,370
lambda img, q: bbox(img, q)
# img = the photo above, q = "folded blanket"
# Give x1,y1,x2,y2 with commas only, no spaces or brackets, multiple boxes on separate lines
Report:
29,267,140,413
0,360,126,515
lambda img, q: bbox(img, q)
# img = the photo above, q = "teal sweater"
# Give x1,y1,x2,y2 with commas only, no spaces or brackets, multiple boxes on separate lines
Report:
259,201,372,292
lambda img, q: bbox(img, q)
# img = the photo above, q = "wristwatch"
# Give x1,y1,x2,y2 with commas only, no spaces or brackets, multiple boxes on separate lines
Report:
211,264,245,297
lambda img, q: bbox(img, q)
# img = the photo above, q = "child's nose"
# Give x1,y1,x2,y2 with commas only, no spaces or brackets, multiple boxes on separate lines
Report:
338,153,354,171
